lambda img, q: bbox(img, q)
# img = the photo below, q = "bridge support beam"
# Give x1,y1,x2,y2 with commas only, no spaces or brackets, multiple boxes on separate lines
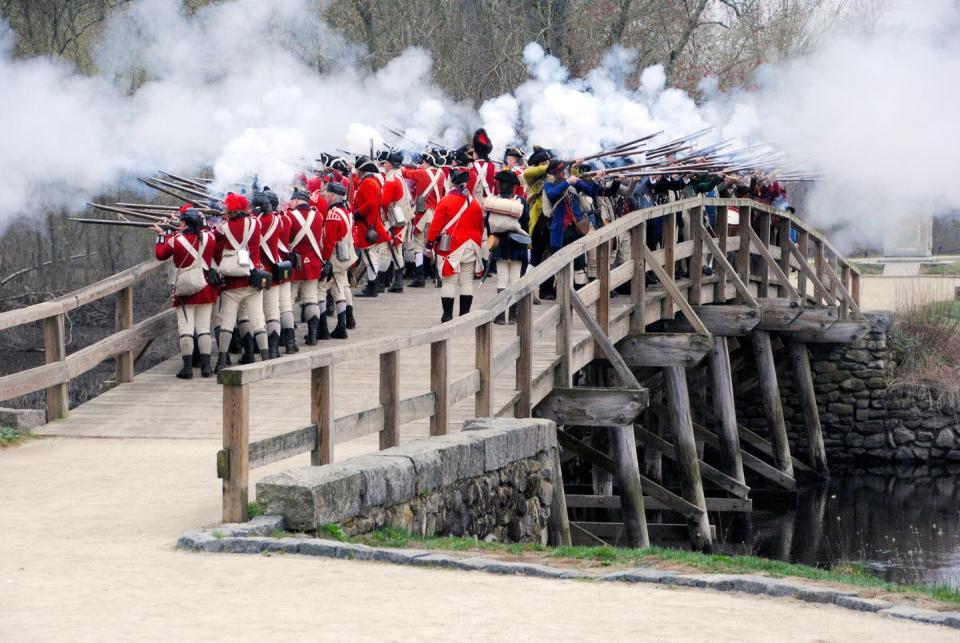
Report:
750,330,795,479
613,425,650,548
663,365,713,552
706,337,746,485
788,341,830,478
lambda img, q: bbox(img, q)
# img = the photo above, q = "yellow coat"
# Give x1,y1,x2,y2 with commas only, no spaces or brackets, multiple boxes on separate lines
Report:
522,164,549,234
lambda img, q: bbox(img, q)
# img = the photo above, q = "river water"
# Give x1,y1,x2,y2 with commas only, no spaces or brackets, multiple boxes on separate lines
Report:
721,466,960,589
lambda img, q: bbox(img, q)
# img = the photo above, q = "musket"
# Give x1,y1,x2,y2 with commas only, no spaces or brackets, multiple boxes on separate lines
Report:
158,170,210,191
611,130,663,151
138,177,207,207
144,176,223,204
70,217,176,230
115,202,221,215
86,202,166,221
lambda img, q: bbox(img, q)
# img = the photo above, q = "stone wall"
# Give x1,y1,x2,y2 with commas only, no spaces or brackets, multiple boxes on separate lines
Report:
256,418,562,544
735,312,960,463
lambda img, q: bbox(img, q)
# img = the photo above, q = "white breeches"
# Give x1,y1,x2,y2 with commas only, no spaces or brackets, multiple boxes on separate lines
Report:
218,287,265,333
440,260,475,298
496,259,523,290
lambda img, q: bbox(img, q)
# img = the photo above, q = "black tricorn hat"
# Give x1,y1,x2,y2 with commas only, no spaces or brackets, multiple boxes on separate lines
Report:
453,145,471,167
528,145,553,166
472,128,493,158
291,188,310,202
354,156,380,174
386,150,404,166
504,146,524,160
494,170,520,186
374,149,391,162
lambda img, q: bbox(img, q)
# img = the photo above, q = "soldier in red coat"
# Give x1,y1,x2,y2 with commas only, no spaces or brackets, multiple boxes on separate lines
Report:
153,207,217,379
213,193,270,371
318,181,356,339
379,150,411,293
426,169,484,322
251,190,287,359
504,146,527,198
468,129,496,201
352,156,388,297
402,152,448,288
287,188,327,344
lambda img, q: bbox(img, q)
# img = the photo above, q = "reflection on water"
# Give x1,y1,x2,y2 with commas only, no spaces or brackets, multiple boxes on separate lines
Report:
721,467,960,588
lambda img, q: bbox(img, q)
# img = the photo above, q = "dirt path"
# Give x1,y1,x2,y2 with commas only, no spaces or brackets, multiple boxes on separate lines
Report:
0,438,951,642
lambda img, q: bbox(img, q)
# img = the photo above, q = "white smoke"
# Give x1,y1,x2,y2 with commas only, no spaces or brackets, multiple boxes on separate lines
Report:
0,0,471,222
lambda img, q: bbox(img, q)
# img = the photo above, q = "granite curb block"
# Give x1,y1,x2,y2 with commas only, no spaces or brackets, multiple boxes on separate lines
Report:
177,518,960,631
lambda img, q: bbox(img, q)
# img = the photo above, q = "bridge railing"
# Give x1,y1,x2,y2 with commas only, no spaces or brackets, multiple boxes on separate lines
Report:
0,259,174,421
215,196,863,522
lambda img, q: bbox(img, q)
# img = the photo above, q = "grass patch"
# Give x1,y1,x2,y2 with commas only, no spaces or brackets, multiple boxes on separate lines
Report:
920,262,960,276
0,426,31,448
346,528,960,606
246,501,266,518
318,523,349,542
852,262,884,275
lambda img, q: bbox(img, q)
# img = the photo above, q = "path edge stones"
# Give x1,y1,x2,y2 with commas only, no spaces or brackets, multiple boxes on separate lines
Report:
177,517,960,631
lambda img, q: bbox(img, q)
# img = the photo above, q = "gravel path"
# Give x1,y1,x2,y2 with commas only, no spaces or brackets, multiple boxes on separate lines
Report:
0,437,953,641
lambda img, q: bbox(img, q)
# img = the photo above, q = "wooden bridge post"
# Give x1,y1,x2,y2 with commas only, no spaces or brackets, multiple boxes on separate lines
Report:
430,340,449,435
222,382,250,523
756,210,771,298
851,271,861,308
778,218,792,299
663,365,713,551
515,294,533,418
796,228,810,299
614,425,650,548
714,205,729,303
475,321,493,416
814,239,825,305
840,264,851,320
662,212,677,319
555,265,573,387
629,222,646,333
750,330,795,478
690,206,704,305
707,337,746,484
310,365,333,465
379,351,400,449
735,206,751,295
788,342,829,477
597,240,611,332
115,286,134,383
42,313,69,421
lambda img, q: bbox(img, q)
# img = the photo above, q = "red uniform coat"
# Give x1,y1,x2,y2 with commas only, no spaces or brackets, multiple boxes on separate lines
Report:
287,206,325,281
402,166,447,212
214,215,263,291
353,173,388,249
467,159,496,199
426,190,484,276
510,166,527,199
321,203,352,262
155,229,218,306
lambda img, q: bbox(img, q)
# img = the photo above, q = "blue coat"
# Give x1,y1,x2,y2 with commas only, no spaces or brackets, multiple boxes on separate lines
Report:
543,178,603,249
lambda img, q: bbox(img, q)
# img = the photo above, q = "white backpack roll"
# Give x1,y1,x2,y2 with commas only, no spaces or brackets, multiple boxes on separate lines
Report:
483,195,525,234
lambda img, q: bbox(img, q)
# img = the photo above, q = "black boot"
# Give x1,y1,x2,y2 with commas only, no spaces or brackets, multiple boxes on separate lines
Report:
239,333,256,365
260,349,270,362
357,280,378,298
305,317,319,346
214,352,230,373
377,269,389,293
317,314,331,340
176,355,193,379
191,337,201,367
326,291,335,317
283,328,299,354
410,264,426,288
494,289,507,324
200,354,213,378
331,312,348,339
389,268,404,293
459,295,473,316
508,303,518,325
440,297,455,323
228,328,242,354
268,331,281,359
345,305,357,329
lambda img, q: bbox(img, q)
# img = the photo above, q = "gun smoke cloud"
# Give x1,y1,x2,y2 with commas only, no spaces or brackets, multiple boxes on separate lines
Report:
0,0,958,249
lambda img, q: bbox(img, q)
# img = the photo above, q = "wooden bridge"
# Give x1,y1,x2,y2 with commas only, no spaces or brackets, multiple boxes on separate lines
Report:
0,196,865,551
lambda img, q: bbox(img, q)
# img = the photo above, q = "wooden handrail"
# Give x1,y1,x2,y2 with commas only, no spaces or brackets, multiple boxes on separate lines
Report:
219,197,860,387
0,258,170,419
